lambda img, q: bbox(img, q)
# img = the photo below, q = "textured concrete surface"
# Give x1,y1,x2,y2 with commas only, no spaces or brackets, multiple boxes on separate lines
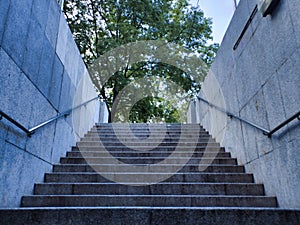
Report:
0,207,299,225
0,0,105,207
20,123,277,210
190,0,300,208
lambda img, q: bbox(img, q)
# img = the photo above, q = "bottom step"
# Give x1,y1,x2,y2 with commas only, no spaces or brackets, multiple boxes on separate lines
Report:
1,207,299,225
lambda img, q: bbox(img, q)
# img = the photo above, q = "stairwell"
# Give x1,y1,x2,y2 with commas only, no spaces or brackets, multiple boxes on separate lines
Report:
1,123,299,224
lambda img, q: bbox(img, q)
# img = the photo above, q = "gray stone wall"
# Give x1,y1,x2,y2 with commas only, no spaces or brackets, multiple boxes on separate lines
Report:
0,0,104,207
191,0,299,208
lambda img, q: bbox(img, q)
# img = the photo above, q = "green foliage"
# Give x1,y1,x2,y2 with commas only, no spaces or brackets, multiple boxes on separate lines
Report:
64,0,219,123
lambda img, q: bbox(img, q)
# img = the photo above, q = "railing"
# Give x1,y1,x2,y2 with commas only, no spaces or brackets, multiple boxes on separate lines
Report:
267,111,300,137
0,110,31,136
196,96,300,137
0,96,100,137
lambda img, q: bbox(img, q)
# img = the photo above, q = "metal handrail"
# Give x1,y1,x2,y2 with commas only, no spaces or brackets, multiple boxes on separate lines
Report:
0,110,31,135
267,111,300,137
196,96,300,137
29,96,100,134
0,96,99,137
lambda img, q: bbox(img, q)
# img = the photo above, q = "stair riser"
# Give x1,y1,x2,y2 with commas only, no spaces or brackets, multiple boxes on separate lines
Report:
75,146,225,152
66,152,231,158
53,165,245,173
2,208,299,225
91,128,206,131
60,158,237,165
34,183,265,196
77,142,220,147
20,123,279,210
86,132,210,137
21,196,277,208
80,137,215,142
44,173,254,183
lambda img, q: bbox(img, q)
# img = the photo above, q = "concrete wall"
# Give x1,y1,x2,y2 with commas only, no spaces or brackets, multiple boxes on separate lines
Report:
0,0,104,207
190,0,300,208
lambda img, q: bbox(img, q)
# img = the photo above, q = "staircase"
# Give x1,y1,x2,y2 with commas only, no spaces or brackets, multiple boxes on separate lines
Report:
2,124,299,224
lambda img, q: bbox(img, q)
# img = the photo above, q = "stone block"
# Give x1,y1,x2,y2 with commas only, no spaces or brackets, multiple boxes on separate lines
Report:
270,141,300,208
249,19,276,86
240,90,270,130
288,139,300,192
0,142,51,207
76,55,87,86
5,126,28,150
52,120,75,164
45,0,60,49
286,119,300,141
32,0,50,31
256,134,273,157
65,33,80,86
37,38,55,98
2,0,33,67
48,55,64,110
201,72,220,102
0,116,9,138
211,48,234,88
0,142,25,207
234,52,262,109
241,124,259,163
239,91,270,162
269,0,298,68
22,18,44,83
262,74,286,129
27,85,57,129
59,71,72,112
0,50,32,128
223,119,247,165
26,121,56,162
56,14,69,63
0,0,10,46
287,0,300,47
276,50,300,119
0,121,9,161
221,73,240,115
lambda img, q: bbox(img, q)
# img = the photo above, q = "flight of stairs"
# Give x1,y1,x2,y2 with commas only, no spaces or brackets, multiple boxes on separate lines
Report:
2,123,299,224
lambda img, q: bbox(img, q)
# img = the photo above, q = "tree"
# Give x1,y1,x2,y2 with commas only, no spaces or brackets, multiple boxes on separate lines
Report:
64,0,219,122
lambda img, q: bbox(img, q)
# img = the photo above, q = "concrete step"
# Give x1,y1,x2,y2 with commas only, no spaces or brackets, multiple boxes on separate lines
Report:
53,164,245,173
44,172,254,183
17,123,281,213
95,123,203,127
75,146,225,152
34,183,265,196
90,128,207,133
21,195,277,207
71,145,226,152
59,157,237,165
2,207,299,225
87,132,210,136
66,151,231,158
88,126,206,130
77,141,220,147
80,137,215,142
86,131,210,136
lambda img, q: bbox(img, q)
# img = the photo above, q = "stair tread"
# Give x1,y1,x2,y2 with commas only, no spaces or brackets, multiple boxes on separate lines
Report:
20,123,277,210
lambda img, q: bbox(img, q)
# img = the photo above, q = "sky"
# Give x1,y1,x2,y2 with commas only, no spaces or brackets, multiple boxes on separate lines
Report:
189,0,241,44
